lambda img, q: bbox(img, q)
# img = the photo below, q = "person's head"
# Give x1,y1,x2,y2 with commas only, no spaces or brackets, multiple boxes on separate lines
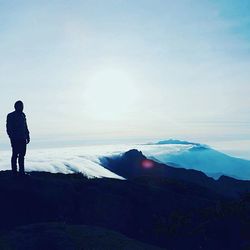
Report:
14,100,24,112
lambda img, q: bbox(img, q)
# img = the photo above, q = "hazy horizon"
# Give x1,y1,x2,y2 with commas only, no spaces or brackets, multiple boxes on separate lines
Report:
1,1,249,156
0,136,250,161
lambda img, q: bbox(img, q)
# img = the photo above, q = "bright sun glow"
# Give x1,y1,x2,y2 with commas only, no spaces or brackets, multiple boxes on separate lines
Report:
83,68,140,120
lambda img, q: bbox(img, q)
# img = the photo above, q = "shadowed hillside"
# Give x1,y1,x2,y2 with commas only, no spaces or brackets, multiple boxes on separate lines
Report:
100,149,250,198
0,150,250,249
0,223,162,250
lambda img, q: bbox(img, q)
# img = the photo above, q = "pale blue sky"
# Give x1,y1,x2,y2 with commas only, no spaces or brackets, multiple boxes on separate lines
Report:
0,0,250,148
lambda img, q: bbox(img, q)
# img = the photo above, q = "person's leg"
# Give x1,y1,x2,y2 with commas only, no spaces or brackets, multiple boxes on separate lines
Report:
11,140,18,176
18,156,24,175
18,140,27,176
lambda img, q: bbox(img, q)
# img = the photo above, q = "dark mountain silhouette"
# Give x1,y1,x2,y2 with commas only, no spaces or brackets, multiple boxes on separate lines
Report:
0,150,250,249
100,149,250,198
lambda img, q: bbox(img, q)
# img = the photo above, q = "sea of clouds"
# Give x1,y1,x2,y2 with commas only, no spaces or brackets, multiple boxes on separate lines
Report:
1,143,250,180
0,143,190,179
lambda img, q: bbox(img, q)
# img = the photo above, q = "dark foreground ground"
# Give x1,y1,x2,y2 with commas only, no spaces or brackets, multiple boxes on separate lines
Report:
0,223,162,250
0,150,250,249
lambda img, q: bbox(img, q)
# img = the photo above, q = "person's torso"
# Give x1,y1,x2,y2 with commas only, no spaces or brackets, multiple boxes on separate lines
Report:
8,111,27,139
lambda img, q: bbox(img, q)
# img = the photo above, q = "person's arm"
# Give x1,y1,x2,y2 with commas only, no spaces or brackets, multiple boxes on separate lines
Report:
24,114,30,144
6,114,12,138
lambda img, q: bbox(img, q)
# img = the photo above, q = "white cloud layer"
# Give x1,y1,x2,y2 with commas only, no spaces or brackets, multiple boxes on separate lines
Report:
1,142,250,180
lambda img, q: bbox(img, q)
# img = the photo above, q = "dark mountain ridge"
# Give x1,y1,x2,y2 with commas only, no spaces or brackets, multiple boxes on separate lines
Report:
100,149,250,198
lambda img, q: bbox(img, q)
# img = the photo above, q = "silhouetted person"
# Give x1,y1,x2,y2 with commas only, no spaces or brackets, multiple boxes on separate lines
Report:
6,101,30,176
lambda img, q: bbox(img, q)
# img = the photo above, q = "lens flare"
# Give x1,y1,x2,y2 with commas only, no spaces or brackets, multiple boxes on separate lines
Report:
141,159,154,169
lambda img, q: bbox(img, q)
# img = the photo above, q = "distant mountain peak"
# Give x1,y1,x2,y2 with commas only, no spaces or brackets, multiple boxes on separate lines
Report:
148,139,209,148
